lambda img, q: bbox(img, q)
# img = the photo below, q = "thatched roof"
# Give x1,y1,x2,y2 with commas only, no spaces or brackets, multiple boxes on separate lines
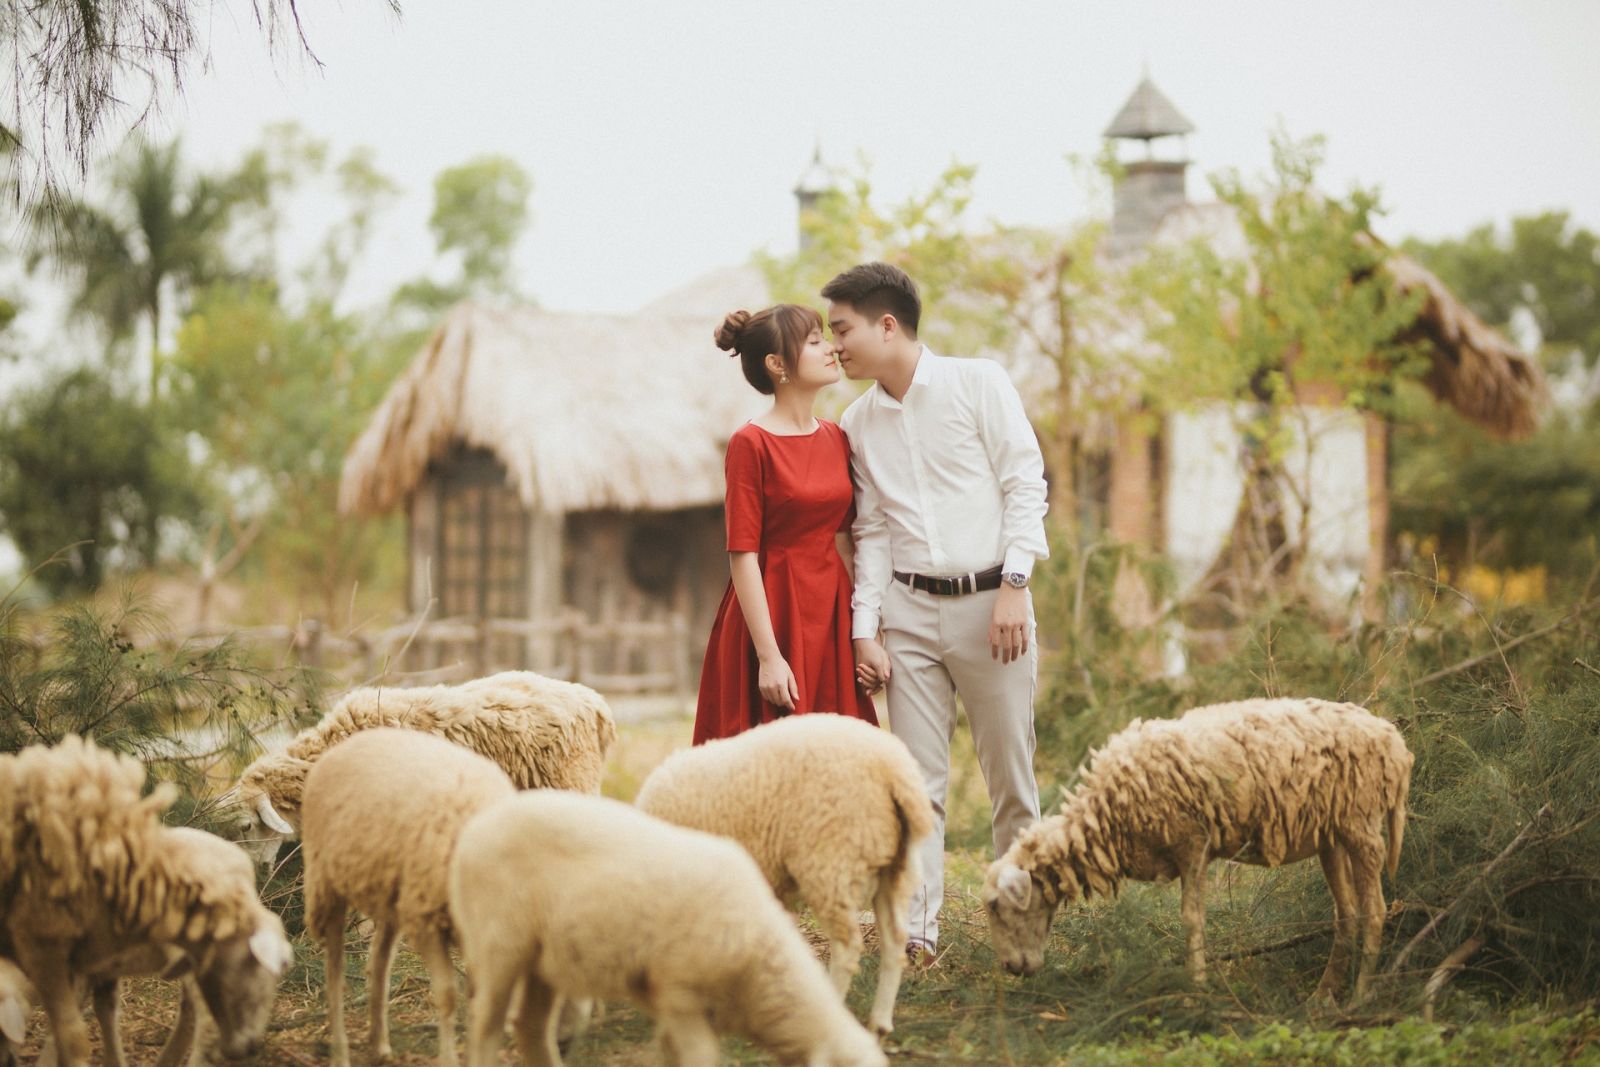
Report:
338,300,766,517
1382,250,1548,439
1104,76,1195,141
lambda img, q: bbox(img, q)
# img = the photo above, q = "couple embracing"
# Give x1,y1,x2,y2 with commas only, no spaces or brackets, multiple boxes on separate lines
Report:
694,262,1050,967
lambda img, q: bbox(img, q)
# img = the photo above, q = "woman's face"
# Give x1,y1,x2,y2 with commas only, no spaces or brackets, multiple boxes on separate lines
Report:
782,324,841,389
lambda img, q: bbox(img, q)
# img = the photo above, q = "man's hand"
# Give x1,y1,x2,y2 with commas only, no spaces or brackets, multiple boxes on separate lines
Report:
854,637,892,695
758,653,799,710
989,585,1031,664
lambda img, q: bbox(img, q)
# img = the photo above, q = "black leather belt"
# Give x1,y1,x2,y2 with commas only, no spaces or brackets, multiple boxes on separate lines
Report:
893,564,1004,596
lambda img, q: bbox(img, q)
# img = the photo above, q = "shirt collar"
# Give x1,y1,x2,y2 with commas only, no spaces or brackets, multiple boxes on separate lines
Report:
873,344,938,409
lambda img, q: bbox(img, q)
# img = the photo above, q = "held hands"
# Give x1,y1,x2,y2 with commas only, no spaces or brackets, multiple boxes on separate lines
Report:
854,637,891,695
758,652,800,710
990,584,1031,664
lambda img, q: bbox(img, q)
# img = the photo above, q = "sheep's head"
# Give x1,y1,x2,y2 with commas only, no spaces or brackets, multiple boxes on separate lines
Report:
224,758,310,871
982,856,1070,977
188,913,294,1058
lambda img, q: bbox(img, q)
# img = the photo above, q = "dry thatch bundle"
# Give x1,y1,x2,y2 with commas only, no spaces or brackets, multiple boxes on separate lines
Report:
339,301,766,516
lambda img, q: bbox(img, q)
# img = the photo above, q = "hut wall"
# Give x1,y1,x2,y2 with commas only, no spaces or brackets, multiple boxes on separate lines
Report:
407,483,440,615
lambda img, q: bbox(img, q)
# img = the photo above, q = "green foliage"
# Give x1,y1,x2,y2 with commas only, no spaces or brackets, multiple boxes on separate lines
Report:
166,281,406,615
1392,398,1600,578
0,366,198,595
1135,132,1428,426
0,589,307,799
1404,211,1600,363
27,137,248,385
429,155,533,293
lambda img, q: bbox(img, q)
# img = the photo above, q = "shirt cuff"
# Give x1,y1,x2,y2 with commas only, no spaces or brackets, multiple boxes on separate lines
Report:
1002,547,1036,580
851,610,881,641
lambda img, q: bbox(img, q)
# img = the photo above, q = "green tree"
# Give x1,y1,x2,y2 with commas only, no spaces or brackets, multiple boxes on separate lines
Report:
392,154,533,318
27,137,244,390
1404,212,1600,364
0,366,198,596
1131,133,1427,606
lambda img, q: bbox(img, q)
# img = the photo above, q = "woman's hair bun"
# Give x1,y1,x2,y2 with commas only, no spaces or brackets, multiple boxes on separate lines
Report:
714,309,753,354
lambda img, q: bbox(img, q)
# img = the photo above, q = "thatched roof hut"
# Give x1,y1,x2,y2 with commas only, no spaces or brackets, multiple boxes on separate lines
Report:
338,299,765,691
340,302,763,517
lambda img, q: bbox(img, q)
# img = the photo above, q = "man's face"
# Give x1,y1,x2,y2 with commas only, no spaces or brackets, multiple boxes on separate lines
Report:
827,301,891,381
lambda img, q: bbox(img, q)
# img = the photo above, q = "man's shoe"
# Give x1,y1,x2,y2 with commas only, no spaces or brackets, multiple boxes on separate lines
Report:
905,939,938,973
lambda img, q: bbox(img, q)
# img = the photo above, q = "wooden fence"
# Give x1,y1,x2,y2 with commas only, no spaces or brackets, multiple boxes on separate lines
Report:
179,611,694,702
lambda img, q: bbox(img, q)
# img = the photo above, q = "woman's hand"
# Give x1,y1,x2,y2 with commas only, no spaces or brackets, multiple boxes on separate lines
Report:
758,653,800,710
854,637,891,695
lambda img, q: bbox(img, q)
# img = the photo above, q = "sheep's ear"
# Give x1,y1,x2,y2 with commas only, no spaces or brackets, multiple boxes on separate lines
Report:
249,926,294,976
0,994,27,1044
997,863,1033,910
255,794,294,836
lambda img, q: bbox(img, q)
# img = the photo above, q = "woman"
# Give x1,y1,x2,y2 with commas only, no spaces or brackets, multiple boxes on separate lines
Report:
693,304,878,743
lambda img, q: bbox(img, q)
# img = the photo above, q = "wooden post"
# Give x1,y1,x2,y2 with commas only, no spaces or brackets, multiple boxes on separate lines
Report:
1362,412,1390,624
1108,410,1156,630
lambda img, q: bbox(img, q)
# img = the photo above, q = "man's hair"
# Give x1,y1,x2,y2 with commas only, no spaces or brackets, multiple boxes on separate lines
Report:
820,262,921,338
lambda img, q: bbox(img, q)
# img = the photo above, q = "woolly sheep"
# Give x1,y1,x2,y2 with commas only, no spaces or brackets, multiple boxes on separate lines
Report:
450,791,888,1067
983,698,1412,1001
634,714,934,1035
301,727,516,1067
229,670,616,866
0,737,294,1067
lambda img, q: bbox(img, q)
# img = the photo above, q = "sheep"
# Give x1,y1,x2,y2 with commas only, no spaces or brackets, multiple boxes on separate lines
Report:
983,698,1413,1002
229,670,617,866
633,714,934,1036
450,790,889,1067
300,727,517,1067
0,958,30,1067
0,737,294,1067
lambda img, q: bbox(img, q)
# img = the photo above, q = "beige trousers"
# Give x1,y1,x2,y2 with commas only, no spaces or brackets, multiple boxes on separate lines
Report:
881,578,1041,949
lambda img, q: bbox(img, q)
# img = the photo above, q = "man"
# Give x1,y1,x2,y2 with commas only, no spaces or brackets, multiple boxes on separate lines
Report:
827,261,1049,967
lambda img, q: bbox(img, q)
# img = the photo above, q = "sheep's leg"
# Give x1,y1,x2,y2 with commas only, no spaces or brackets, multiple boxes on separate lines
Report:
464,953,518,1067
1179,855,1209,986
869,873,909,1036
657,1009,719,1067
414,929,460,1067
1347,835,1388,1002
367,921,400,1059
17,945,89,1067
152,977,200,1067
91,978,125,1067
817,901,864,998
510,974,562,1067
316,901,351,1067
1315,843,1358,1001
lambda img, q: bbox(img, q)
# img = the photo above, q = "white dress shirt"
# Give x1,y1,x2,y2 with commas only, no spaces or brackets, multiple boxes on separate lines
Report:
841,346,1050,639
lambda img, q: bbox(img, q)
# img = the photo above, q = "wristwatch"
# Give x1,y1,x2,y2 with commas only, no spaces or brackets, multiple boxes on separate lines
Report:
1002,572,1028,589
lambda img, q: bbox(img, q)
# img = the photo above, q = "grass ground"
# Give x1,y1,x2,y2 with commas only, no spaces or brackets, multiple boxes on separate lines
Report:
11,712,1600,1065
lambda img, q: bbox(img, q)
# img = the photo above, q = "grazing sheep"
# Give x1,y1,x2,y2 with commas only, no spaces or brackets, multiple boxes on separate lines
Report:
983,698,1412,1001
634,714,933,1035
300,728,515,1067
230,671,616,864
0,737,294,1067
0,958,30,1067
450,791,888,1067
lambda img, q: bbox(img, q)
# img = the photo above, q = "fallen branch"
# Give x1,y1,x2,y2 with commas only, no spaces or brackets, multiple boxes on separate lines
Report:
1214,928,1324,961
1421,934,1485,1022
1412,599,1600,688
1387,802,1552,976
1575,657,1600,680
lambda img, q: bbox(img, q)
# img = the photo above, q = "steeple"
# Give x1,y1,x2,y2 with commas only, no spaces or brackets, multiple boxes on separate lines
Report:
793,141,834,252
1104,74,1194,258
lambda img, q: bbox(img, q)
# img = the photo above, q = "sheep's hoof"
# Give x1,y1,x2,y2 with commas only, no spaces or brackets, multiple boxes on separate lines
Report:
870,1018,894,1039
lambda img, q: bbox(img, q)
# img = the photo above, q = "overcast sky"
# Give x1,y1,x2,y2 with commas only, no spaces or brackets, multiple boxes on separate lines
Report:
129,0,1596,316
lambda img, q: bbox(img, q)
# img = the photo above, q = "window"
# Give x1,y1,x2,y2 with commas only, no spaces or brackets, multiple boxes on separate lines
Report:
436,449,528,620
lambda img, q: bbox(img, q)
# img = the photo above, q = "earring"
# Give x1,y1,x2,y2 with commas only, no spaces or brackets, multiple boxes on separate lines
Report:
778,372,789,384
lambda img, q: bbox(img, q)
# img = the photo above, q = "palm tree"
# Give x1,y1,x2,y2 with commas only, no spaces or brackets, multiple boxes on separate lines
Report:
29,137,239,392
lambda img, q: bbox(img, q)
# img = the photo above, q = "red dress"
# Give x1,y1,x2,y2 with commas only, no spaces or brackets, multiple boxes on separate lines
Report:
693,420,879,743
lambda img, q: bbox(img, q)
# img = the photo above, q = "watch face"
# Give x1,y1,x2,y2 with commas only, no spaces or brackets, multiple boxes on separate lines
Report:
1004,572,1027,588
